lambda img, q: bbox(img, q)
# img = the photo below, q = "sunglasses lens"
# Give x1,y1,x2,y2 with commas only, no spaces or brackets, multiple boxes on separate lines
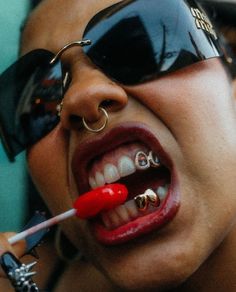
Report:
83,0,222,85
85,15,157,84
0,50,63,158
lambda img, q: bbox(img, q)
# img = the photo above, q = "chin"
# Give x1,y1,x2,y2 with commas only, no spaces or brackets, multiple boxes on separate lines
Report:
80,220,208,292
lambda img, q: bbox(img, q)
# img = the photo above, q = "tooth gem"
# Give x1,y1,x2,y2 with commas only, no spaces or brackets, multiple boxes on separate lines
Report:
134,151,161,170
134,194,148,211
148,151,161,168
144,189,160,207
134,151,150,170
134,190,160,211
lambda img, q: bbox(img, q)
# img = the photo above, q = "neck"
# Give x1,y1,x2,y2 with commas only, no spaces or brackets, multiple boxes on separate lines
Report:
178,225,236,292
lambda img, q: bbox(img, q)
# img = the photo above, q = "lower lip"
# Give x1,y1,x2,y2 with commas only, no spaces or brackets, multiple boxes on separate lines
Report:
91,172,180,245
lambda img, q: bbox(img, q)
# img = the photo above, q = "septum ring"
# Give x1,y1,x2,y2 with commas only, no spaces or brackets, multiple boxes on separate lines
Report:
82,107,109,133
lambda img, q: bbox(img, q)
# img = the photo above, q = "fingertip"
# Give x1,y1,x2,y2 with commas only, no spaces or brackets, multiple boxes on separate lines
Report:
3,232,27,258
0,233,14,256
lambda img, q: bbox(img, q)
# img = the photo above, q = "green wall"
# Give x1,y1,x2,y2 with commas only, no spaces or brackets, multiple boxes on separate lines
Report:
0,1,30,231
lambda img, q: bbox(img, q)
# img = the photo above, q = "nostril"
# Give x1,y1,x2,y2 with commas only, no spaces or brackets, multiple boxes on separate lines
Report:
100,99,123,112
69,115,83,128
100,99,114,108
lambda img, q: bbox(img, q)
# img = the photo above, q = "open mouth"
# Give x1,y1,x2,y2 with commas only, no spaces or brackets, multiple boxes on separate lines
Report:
88,145,170,228
72,123,180,245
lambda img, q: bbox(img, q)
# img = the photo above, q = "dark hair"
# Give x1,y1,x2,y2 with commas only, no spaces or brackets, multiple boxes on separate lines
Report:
31,0,42,8
199,1,236,77
200,0,236,27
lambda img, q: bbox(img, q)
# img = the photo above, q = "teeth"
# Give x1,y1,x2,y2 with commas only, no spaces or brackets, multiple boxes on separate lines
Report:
104,163,120,183
118,156,136,177
89,176,97,189
88,150,162,189
148,151,161,168
135,151,150,170
101,199,139,229
87,148,167,229
101,213,112,229
115,205,130,223
145,189,160,207
134,189,160,211
95,171,105,187
105,209,122,228
156,185,169,201
134,195,147,211
125,200,139,219
101,187,168,230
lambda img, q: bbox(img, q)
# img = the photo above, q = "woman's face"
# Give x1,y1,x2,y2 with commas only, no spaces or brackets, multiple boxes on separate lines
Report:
23,0,236,290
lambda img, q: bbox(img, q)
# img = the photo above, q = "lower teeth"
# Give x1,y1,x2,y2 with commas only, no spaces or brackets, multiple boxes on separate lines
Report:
157,185,169,200
101,186,168,230
134,189,160,211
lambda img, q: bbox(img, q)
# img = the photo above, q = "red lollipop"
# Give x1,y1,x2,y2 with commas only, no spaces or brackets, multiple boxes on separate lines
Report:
74,184,128,218
9,184,128,244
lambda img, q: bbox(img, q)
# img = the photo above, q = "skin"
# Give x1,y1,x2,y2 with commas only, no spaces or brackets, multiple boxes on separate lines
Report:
2,0,236,291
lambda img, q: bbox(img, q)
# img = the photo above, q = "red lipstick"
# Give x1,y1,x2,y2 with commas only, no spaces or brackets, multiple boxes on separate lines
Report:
72,122,180,245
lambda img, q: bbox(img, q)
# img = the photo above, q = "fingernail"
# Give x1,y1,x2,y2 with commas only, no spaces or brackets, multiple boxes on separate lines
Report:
0,252,21,272
0,252,39,291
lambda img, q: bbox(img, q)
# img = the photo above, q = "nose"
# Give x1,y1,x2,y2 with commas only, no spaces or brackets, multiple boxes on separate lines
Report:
60,64,128,131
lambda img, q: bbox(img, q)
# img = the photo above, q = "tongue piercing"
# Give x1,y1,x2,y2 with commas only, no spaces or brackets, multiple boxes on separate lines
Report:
148,151,161,168
134,189,160,211
135,151,150,170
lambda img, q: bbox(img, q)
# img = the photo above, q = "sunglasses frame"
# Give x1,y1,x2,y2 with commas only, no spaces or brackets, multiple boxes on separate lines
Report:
0,0,233,161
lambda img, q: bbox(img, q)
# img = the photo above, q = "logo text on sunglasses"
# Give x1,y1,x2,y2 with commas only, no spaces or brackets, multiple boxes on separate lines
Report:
191,7,217,40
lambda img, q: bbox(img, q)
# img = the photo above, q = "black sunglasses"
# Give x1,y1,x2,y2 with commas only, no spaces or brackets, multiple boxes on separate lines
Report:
0,0,224,160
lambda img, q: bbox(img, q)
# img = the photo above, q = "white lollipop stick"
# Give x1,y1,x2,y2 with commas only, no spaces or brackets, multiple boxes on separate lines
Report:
8,183,128,245
8,209,76,245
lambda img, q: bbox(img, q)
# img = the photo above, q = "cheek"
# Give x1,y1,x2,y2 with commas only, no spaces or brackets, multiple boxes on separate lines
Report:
126,60,236,169
27,127,72,215
128,60,231,125
125,60,236,230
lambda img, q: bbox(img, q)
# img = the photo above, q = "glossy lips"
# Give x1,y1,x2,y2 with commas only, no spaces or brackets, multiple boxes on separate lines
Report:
72,123,180,245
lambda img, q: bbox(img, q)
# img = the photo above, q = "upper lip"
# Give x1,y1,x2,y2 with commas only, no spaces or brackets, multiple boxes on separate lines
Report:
71,121,173,195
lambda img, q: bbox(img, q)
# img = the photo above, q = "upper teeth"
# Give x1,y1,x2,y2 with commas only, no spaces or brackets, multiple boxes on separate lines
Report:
135,151,161,170
89,150,161,189
88,148,168,230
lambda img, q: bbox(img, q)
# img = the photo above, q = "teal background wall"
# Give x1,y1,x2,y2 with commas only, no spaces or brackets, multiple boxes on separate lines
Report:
0,1,30,231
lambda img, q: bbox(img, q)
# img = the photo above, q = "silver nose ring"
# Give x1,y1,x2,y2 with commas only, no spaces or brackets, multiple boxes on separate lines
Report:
82,107,109,133
56,101,63,117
